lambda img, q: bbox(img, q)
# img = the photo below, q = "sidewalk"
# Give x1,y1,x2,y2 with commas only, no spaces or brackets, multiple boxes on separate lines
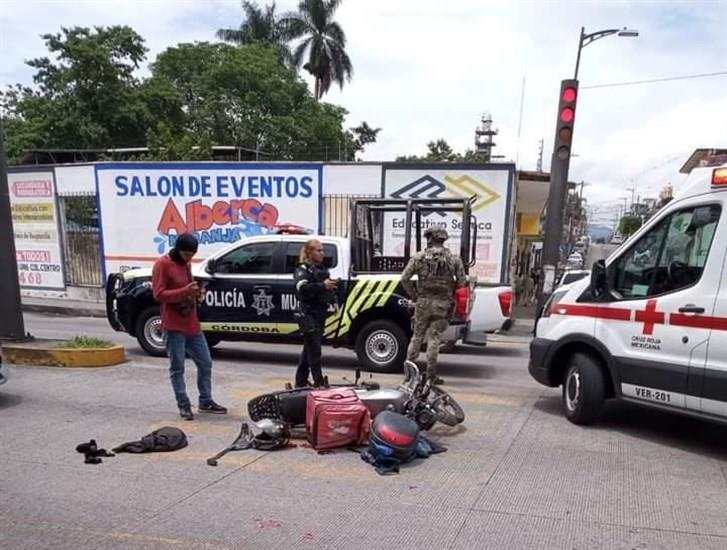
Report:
487,315,534,344
22,296,107,318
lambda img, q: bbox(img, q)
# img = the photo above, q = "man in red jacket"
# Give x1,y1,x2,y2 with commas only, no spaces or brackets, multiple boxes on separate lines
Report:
152,233,227,420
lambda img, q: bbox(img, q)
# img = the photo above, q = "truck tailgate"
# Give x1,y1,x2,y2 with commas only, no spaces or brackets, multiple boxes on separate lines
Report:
469,285,512,333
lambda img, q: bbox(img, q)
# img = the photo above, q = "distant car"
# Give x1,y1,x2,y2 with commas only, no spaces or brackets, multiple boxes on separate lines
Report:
557,269,590,288
566,254,584,269
610,236,624,245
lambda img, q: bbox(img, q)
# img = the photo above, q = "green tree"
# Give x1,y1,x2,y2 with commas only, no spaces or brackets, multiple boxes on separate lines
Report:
216,1,293,65
396,139,459,163
148,42,373,160
346,121,381,159
282,0,352,100
619,215,642,237
397,139,497,163
1,26,154,159
3,27,377,162
144,122,213,161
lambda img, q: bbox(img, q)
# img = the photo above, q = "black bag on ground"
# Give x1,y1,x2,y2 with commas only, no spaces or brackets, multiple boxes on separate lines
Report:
113,427,188,454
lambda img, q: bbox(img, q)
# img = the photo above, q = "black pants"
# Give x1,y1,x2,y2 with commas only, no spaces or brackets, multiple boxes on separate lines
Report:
295,316,325,387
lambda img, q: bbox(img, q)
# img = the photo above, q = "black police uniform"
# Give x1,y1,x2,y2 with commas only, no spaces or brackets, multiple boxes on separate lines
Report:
293,261,335,387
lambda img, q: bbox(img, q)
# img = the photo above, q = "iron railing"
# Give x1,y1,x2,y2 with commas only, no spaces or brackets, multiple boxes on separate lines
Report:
322,194,377,237
58,193,103,287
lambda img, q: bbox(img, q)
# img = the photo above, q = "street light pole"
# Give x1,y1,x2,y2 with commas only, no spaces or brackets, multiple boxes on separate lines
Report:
574,27,639,80
538,25,638,308
0,117,27,341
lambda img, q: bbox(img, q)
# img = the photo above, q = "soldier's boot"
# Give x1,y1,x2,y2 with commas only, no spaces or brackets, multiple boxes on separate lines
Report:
427,370,445,385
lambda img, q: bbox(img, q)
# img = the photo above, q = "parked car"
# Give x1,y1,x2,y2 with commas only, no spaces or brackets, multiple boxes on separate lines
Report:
566,253,584,269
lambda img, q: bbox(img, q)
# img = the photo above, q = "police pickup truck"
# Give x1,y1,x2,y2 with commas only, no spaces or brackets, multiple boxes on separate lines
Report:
529,162,727,425
107,198,480,372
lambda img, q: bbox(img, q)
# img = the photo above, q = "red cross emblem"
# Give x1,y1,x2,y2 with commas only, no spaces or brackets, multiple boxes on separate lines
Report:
635,299,666,335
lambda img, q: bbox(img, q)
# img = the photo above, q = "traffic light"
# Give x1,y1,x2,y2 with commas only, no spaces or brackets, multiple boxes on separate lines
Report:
540,78,580,300
554,79,578,161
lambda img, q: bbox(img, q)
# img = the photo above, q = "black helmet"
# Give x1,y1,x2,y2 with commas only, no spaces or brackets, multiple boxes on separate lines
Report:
252,419,291,450
424,227,448,243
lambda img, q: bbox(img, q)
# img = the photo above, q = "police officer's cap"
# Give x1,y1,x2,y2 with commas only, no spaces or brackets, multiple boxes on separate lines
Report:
424,227,449,242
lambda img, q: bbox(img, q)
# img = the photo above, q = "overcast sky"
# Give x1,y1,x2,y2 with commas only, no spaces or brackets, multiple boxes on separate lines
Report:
1,0,726,226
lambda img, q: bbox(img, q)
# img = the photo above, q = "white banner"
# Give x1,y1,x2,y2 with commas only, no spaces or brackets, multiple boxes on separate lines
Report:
9,170,66,289
96,163,322,275
382,165,514,283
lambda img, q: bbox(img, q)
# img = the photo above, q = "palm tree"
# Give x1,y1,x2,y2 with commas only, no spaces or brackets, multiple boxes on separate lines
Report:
281,0,352,100
216,1,293,65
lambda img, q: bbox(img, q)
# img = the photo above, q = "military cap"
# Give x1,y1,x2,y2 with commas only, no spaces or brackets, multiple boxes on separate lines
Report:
424,227,449,242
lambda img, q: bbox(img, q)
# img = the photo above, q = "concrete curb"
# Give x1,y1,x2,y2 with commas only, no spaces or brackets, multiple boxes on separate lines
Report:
1,342,125,368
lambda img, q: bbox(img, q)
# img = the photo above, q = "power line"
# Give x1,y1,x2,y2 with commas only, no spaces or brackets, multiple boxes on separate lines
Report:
581,71,727,89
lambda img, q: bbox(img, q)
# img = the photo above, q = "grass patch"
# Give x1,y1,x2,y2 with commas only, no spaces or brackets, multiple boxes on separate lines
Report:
55,336,115,349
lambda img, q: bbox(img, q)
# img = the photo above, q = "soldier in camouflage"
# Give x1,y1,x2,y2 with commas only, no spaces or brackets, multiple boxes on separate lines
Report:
401,227,466,384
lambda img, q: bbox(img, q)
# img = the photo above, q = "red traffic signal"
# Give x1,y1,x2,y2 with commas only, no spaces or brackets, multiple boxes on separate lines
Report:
552,79,579,162
559,107,575,123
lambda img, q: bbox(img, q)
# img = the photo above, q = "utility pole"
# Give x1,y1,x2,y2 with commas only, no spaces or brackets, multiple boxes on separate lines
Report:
541,79,578,302
540,23,638,306
536,139,544,172
0,117,27,341
626,184,636,212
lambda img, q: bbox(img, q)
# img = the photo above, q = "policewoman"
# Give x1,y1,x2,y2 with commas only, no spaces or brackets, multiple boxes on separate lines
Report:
293,239,337,388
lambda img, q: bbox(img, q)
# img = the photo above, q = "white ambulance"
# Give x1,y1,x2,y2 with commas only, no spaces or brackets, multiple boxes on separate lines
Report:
530,163,727,424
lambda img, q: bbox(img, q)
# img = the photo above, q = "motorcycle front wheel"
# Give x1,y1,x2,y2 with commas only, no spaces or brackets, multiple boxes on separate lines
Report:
429,386,465,426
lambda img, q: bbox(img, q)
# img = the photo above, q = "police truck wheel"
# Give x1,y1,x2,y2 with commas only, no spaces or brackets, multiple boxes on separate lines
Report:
562,353,605,425
136,307,167,357
355,320,407,374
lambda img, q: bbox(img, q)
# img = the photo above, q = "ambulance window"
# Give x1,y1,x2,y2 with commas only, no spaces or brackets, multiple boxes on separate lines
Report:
283,242,338,273
215,242,275,275
610,219,668,299
653,204,721,293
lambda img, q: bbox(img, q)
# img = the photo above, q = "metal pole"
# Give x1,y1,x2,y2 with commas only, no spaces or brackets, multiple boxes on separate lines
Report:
574,27,585,80
0,117,28,340
540,150,570,300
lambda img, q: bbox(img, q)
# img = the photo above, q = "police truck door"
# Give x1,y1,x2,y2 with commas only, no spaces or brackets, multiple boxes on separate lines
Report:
201,239,280,333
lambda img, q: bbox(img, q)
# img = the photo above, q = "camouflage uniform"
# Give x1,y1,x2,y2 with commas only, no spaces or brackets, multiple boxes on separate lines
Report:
401,228,466,379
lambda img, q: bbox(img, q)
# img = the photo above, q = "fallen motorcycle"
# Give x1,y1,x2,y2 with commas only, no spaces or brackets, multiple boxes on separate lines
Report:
247,361,465,431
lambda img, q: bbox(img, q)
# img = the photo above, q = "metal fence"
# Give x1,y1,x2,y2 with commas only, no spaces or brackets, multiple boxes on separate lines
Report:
58,193,103,287
322,194,377,237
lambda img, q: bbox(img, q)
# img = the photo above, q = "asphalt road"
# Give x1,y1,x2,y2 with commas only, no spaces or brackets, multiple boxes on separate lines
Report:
2,313,727,549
